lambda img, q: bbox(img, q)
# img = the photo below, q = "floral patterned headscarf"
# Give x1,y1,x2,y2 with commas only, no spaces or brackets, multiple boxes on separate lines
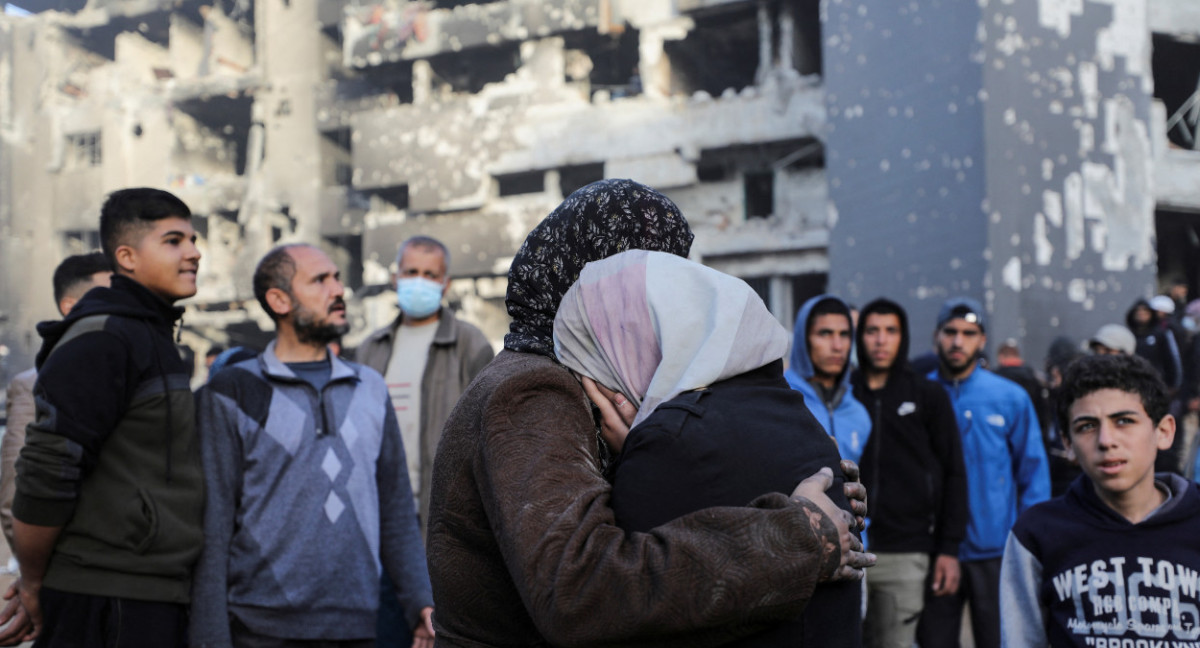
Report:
504,179,694,357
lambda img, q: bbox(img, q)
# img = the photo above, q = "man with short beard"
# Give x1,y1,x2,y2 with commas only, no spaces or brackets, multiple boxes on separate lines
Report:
190,244,434,648
916,297,1049,648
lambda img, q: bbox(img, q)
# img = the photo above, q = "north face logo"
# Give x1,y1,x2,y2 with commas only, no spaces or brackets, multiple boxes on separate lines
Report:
897,402,916,416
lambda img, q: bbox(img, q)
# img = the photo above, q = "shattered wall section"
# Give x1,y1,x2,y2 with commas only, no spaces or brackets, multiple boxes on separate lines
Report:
343,0,603,68
826,0,1157,362
981,0,1156,361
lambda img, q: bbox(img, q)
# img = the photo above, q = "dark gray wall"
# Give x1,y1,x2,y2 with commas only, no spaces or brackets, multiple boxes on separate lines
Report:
825,0,1156,365
824,0,990,354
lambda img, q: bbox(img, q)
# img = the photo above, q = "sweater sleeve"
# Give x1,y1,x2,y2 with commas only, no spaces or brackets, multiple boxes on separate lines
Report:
377,398,434,629
13,327,132,526
924,381,968,556
476,367,843,648
1000,531,1048,647
1010,394,1051,514
189,383,243,648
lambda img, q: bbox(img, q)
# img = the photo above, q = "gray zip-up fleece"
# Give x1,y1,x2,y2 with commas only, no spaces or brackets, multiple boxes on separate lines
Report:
190,342,432,646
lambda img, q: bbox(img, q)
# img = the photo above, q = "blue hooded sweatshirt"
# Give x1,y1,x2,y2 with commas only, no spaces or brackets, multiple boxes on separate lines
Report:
785,295,872,464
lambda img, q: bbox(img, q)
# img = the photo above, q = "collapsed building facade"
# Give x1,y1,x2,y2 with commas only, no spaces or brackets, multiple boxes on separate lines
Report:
0,0,1197,384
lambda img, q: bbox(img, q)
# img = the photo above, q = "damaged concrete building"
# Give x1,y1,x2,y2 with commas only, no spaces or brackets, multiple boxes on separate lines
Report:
0,0,1197,382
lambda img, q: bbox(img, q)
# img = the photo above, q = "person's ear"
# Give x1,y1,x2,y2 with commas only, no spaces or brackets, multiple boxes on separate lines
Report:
265,287,293,318
113,244,137,274
1155,413,1177,451
57,296,78,317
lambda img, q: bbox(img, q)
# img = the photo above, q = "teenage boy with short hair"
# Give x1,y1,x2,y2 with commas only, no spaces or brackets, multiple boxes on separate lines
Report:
2,252,112,552
999,354,1200,646
0,188,204,647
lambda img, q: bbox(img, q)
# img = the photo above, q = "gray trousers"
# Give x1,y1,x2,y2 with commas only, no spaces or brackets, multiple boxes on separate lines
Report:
864,552,930,648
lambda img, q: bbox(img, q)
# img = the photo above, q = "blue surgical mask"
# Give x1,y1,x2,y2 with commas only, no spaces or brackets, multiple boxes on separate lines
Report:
397,277,444,320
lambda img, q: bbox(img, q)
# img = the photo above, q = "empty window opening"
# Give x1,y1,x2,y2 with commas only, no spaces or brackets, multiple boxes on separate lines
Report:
561,26,641,99
427,42,520,95
787,0,822,76
325,234,364,291
1153,34,1200,150
62,230,101,256
175,93,254,175
791,273,829,314
559,163,605,197
65,132,102,169
498,171,545,197
663,6,759,96
744,171,774,219
368,185,410,211
1156,210,1200,301
64,12,170,60
698,138,821,185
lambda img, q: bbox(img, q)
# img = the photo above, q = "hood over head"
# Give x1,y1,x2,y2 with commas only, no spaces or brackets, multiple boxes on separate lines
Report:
504,179,694,358
788,294,855,387
1125,298,1158,334
854,297,911,374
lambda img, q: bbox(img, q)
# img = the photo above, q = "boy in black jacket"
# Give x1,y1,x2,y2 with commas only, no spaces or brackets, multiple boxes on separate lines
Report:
1000,354,1200,646
851,298,969,648
0,188,204,647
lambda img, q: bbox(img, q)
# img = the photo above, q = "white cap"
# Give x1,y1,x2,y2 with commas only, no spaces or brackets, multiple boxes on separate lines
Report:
1149,295,1176,315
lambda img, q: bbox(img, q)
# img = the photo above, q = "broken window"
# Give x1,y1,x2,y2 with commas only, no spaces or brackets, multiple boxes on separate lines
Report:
1153,34,1200,150
367,185,409,211
426,42,520,95
791,273,829,313
744,171,774,219
664,5,759,96
561,26,640,100
558,163,604,197
325,235,364,291
65,132,102,169
174,93,253,175
497,171,545,197
1155,209,1200,300
321,128,354,187
62,230,101,256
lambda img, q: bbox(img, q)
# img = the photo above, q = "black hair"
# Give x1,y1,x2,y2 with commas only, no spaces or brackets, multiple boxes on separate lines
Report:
99,188,192,269
1056,354,1169,436
52,252,111,305
807,297,850,333
397,235,451,269
253,244,309,321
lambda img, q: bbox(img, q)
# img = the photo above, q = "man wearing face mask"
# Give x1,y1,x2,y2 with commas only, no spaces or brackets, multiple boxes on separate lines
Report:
357,236,494,648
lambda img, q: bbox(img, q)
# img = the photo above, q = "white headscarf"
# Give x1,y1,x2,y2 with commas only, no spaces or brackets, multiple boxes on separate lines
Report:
553,249,790,427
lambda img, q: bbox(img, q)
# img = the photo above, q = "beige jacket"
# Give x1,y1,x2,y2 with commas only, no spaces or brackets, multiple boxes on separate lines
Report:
425,350,843,647
356,308,494,532
2,367,35,551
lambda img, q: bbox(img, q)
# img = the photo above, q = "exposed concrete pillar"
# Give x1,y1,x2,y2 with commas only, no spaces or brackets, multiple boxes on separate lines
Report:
756,1,772,82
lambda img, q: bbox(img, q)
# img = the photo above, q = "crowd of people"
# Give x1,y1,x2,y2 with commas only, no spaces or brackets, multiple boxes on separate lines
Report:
0,181,1195,648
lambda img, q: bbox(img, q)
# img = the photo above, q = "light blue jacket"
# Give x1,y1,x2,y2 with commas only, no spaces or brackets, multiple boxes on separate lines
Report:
928,366,1050,561
784,295,871,465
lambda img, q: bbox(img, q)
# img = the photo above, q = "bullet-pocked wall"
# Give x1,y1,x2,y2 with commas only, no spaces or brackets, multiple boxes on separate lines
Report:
824,0,990,352
825,0,1157,364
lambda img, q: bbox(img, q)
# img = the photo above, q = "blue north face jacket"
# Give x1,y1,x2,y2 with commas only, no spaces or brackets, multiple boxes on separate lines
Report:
928,365,1050,561
784,295,872,464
